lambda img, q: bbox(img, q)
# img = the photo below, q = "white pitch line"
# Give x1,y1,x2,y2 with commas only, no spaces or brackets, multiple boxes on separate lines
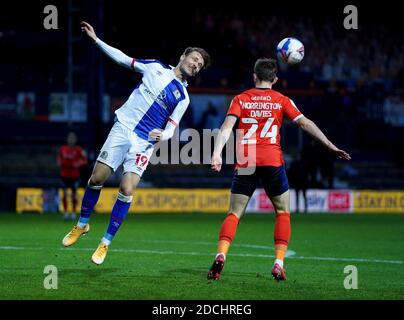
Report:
290,255,404,264
0,245,403,264
130,239,275,249
129,239,295,255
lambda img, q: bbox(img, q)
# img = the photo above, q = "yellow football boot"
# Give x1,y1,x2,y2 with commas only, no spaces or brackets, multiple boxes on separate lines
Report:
62,224,90,247
91,243,109,265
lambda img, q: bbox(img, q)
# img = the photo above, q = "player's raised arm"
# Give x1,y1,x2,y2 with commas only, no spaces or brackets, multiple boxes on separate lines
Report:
80,21,97,42
295,116,351,160
81,21,133,69
211,115,238,172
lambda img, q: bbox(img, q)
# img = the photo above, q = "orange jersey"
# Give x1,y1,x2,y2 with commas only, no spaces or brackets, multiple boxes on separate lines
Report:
58,145,88,178
227,88,303,168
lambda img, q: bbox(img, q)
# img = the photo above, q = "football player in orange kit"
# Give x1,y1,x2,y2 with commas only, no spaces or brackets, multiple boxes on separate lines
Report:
207,58,351,281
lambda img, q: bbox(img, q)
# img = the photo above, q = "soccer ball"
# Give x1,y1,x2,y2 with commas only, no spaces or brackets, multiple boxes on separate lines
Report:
276,37,305,65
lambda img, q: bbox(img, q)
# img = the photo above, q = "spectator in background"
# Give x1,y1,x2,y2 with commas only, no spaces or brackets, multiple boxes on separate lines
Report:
197,102,220,131
301,141,321,188
57,132,88,220
319,151,335,189
288,153,309,213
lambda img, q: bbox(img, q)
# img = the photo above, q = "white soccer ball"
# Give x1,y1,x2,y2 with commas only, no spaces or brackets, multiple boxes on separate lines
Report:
276,37,305,65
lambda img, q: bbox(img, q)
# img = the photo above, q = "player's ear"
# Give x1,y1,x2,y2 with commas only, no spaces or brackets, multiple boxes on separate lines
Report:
273,76,278,85
180,54,186,62
253,73,258,83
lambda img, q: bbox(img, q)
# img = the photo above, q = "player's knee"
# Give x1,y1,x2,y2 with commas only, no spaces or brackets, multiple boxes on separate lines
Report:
88,175,105,188
228,210,243,219
276,210,290,215
119,185,134,197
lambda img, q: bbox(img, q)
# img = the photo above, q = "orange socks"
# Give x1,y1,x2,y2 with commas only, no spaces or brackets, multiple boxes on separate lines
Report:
274,212,291,261
215,212,290,263
217,213,240,257
275,244,288,260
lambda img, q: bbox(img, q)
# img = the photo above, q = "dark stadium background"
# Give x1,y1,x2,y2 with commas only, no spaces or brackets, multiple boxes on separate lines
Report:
0,0,403,304
1,1,403,204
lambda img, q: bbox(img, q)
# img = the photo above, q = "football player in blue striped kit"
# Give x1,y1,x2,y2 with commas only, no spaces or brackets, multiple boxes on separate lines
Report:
62,21,211,265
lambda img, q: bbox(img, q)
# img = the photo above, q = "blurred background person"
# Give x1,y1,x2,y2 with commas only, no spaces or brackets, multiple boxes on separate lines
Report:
57,132,88,220
288,152,309,213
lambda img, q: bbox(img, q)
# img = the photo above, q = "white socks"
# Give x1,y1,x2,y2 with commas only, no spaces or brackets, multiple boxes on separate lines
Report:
77,222,87,228
101,237,111,246
274,259,284,268
216,253,226,260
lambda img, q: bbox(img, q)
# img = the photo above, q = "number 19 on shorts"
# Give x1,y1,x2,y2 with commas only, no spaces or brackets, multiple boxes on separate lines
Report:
135,153,149,167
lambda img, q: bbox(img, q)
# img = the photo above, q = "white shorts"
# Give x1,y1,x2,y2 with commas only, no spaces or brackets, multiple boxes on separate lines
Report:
97,120,154,177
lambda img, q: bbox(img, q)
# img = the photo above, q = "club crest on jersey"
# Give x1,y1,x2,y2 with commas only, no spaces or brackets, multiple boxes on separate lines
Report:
156,70,163,76
173,89,181,99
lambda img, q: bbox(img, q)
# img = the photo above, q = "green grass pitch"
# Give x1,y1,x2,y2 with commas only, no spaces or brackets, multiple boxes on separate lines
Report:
0,212,403,300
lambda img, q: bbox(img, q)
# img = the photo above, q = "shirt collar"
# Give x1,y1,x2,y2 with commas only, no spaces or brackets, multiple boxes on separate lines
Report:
170,65,188,87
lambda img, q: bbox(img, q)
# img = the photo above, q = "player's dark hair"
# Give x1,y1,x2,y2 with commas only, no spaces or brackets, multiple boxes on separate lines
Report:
254,58,277,82
183,47,211,69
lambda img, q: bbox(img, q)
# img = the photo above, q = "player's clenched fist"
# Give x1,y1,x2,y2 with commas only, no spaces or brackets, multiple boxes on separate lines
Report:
148,129,163,142
211,154,222,172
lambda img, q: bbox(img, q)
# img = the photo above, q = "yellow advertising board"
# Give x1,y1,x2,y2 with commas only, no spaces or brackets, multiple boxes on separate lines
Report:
17,188,404,214
95,188,231,213
16,188,43,213
56,188,231,213
353,191,404,213
58,188,85,213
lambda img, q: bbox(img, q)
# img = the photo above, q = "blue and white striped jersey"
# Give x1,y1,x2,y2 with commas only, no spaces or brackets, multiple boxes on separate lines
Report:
115,59,189,142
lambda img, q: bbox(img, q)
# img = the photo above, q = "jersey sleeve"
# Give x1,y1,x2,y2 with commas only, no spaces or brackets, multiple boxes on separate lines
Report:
226,96,242,118
95,38,133,69
168,97,190,127
283,97,303,121
131,59,162,74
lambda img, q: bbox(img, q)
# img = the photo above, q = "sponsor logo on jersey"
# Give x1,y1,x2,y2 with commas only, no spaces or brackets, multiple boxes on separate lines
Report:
143,88,169,109
251,95,272,101
144,88,154,98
